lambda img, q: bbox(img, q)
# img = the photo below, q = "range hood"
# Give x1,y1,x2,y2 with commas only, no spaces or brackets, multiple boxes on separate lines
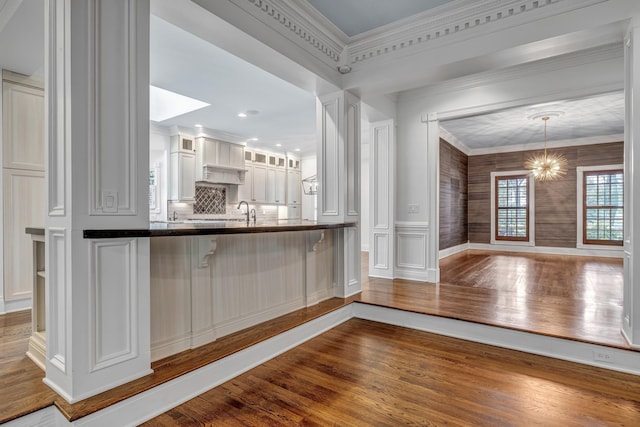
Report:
200,164,247,185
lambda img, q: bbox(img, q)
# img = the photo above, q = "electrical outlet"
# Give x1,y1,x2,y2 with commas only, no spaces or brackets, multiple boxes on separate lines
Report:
408,204,420,214
102,190,118,213
593,350,614,363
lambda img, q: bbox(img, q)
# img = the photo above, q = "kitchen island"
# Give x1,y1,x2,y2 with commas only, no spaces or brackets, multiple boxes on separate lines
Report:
110,220,356,361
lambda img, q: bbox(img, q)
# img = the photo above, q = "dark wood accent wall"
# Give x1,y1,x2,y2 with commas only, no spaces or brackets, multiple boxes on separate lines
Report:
440,139,468,250
468,142,624,247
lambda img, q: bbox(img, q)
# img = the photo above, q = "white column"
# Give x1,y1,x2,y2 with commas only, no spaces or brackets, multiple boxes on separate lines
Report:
622,23,640,348
44,0,151,402
317,91,361,297
423,112,440,283
369,120,395,279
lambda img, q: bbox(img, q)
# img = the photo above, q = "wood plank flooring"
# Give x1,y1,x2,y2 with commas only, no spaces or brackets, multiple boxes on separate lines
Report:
143,318,640,426
358,250,628,348
0,297,354,424
0,250,630,423
0,310,57,422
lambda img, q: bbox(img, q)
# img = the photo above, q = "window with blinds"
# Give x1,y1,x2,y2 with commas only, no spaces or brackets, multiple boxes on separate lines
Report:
495,174,529,241
583,170,623,246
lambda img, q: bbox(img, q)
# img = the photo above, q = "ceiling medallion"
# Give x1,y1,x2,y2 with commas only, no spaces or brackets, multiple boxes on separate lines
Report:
525,115,567,182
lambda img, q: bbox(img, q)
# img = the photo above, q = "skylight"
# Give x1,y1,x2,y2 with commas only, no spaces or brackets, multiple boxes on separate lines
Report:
149,85,210,122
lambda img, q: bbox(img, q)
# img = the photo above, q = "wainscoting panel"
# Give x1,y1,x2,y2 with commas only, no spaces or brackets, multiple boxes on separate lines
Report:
90,239,139,372
395,222,430,282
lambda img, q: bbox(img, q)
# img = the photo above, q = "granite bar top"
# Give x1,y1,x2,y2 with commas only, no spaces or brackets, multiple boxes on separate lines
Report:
25,227,45,236
83,219,357,239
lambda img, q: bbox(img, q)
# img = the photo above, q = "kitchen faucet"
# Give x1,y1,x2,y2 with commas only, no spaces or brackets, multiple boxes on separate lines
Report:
237,200,250,223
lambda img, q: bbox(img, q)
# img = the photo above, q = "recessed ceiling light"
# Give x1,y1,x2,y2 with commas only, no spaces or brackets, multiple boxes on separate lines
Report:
194,124,203,128
295,148,301,152
149,86,210,122
249,138,258,141
276,143,282,147
237,112,247,118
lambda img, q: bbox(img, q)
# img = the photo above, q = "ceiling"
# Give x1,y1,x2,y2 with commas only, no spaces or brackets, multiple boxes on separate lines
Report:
149,15,317,155
0,0,627,155
306,0,455,37
440,92,625,152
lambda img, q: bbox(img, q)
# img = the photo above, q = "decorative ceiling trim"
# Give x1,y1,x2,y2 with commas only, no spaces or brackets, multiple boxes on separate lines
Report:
234,0,343,64
347,0,608,66
402,42,623,100
228,0,610,73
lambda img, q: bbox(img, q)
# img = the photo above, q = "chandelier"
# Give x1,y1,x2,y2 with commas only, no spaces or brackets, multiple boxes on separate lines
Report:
525,116,567,181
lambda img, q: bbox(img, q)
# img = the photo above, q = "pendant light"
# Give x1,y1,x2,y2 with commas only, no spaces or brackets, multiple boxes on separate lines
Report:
525,116,567,181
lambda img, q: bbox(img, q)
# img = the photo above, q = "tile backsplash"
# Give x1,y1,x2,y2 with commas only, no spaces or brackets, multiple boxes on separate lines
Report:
194,184,226,214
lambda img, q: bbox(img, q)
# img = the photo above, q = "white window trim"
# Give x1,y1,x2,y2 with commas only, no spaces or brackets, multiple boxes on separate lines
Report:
576,164,624,251
490,170,535,246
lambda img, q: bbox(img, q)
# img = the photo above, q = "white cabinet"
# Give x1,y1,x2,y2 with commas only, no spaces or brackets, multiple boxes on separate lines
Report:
2,80,45,171
169,134,196,201
239,162,268,203
287,169,301,205
3,169,45,301
170,151,195,201
196,137,246,184
267,168,286,204
2,72,45,304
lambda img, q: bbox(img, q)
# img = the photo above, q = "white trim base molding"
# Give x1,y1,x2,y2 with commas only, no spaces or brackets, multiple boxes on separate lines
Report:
469,243,624,259
439,242,470,259
0,297,31,315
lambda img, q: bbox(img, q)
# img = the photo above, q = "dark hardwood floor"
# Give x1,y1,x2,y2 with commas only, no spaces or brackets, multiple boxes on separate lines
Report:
0,250,630,424
358,250,628,349
143,318,640,426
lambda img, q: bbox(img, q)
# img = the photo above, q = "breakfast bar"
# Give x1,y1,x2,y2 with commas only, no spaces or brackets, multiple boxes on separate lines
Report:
85,220,356,361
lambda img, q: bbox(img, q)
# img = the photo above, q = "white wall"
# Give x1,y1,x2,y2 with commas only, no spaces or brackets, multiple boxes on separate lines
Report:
395,47,624,224
300,155,316,220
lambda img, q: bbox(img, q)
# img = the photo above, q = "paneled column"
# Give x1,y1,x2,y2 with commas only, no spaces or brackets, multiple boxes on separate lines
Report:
44,0,151,402
369,120,395,279
423,112,440,282
317,91,361,297
622,23,640,348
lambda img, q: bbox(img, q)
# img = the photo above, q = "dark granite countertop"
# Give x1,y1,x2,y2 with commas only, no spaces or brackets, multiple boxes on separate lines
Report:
83,219,357,239
25,227,45,236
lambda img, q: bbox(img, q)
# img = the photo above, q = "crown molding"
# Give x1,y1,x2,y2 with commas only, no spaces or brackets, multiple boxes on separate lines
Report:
229,0,344,66
439,127,471,155
468,134,623,156
403,42,623,103
347,0,608,66
217,0,610,77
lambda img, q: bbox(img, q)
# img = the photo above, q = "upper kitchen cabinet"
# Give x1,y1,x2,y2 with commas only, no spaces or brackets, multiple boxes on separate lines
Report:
195,137,245,184
169,134,196,201
2,71,44,171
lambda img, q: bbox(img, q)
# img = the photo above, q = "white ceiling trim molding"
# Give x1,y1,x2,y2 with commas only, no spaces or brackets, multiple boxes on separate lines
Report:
439,127,471,155
196,0,609,77
467,133,624,156
228,0,344,65
403,42,623,102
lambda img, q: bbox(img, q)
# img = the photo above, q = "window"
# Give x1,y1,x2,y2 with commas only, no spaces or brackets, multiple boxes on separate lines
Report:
583,169,623,246
495,174,529,241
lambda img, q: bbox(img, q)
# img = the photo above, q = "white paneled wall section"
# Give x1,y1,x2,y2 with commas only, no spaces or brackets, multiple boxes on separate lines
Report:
317,91,361,298
44,0,152,402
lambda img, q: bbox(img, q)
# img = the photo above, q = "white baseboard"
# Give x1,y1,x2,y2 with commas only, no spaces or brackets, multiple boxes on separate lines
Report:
439,242,470,259
0,297,32,315
361,244,369,252
394,268,439,283
468,243,624,258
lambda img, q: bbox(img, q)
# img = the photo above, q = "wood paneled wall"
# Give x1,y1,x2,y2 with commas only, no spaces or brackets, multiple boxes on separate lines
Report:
468,142,624,247
439,139,468,250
